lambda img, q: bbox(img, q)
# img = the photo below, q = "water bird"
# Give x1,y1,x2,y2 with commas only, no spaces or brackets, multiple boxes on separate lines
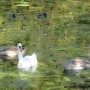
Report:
17,43,38,71
10,13,16,20
11,13,16,18
0,45,26,60
37,13,47,18
64,58,90,72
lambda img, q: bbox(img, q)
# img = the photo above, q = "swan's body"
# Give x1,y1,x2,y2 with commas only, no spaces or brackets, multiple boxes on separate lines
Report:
18,53,37,69
64,58,90,71
0,46,26,60
17,43,38,70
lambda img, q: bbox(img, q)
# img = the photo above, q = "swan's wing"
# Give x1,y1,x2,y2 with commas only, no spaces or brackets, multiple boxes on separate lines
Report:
24,54,37,67
32,53,37,57
18,56,31,68
23,56,31,61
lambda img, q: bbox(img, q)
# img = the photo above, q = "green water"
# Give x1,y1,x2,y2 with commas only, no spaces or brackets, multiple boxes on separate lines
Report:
0,0,90,90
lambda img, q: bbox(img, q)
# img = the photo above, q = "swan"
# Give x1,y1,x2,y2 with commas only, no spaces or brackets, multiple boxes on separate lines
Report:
0,45,26,60
17,43,38,70
64,58,90,72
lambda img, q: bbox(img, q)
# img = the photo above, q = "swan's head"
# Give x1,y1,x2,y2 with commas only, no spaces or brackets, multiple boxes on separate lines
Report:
17,43,22,47
17,43,23,52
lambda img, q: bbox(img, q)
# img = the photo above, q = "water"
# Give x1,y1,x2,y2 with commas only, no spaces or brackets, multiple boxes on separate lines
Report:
0,46,90,90
0,0,90,90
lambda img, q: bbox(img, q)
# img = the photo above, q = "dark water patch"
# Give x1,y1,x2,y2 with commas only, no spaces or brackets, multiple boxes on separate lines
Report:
65,84,90,90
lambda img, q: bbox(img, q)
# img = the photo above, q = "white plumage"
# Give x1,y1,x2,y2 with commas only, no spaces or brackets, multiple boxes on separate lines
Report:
17,43,38,70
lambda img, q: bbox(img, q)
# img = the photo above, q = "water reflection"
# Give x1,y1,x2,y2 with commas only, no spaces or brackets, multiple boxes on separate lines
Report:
0,57,38,90
18,65,38,90
64,69,81,76
18,65,37,73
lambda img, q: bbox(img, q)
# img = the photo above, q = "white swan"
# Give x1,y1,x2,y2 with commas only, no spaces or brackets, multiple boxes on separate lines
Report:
17,43,38,70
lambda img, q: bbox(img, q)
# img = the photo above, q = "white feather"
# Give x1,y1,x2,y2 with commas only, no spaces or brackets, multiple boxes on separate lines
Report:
17,43,38,69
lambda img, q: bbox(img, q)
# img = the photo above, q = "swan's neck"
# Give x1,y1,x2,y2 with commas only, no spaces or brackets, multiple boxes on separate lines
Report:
17,47,23,63
18,48,23,59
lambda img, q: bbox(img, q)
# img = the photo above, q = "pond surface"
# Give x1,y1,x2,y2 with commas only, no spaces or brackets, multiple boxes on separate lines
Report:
0,43,90,90
0,0,90,90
